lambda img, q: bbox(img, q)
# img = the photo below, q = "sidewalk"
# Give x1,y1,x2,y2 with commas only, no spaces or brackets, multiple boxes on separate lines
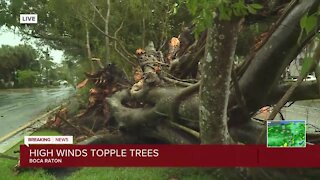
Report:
0,106,60,153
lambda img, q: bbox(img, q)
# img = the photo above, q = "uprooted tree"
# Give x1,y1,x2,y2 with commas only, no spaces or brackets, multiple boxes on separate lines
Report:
72,1,320,178
95,0,320,146
3,0,320,179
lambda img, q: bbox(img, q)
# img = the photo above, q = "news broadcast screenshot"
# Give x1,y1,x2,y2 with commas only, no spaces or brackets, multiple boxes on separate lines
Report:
0,0,320,179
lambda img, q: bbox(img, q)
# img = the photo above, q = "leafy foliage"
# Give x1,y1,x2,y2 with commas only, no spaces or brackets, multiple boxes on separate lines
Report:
301,57,316,76
179,0,262,37
298,6,320,43
0,44,39,82
16,69,39,87
300,13,318,37
0,0,183,70
0,44,63,87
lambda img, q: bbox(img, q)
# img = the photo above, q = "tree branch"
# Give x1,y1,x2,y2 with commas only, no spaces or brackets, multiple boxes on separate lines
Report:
114,20,136,66
88,0,107,24
228,0,320,126
268,81,320,103
268,41,320,119
170,82,200,122
162,77,193,87
315,64,320,95
79,12,134,59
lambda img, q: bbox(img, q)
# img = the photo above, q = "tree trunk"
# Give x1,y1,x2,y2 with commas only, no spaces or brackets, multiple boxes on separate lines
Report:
105,0,111,62
142,0,146,47
85,23,94,73
199,17,242,144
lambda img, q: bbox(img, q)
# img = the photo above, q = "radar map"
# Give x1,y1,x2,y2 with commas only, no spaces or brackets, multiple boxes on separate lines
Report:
267,120,306,148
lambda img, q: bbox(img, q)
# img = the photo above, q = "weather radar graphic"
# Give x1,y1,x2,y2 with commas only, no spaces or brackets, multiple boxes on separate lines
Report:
267,120,306,148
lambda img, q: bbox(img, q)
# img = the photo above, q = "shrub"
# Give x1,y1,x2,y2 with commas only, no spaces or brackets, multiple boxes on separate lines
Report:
17,70,39,87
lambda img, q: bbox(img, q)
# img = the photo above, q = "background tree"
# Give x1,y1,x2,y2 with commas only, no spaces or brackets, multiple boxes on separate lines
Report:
0,0,187,76
0,44,40,87
16,69,38,87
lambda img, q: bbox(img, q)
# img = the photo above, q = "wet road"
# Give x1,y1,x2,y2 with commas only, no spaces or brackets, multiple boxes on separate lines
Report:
255,100,320,133
0,87,74,138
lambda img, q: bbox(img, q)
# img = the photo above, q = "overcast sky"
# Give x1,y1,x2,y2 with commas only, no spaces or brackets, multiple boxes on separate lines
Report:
0,27,64,63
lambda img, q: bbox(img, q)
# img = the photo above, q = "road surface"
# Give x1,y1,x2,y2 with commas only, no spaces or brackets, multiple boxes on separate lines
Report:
255,100,320,133
0,87,74,138
281,103,320,133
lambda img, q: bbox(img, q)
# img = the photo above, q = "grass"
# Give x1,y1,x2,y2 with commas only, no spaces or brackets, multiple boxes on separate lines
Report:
0,158,55,180
0,129,61,180
4,129,62,157
1,159,218,180
66,167,217,180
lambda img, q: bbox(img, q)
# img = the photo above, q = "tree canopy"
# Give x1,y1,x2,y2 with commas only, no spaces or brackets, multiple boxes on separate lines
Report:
0,44,39,81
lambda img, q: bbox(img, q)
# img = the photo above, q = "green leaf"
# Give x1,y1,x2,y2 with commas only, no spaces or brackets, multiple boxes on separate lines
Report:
316,32,320,40
300,14,317,34
305,15,317,33
300,57,315,76
247,6,257,14
173,7,177,14
218,5,231,20
186,0,198,15
250,3,263,10
233,8,241,16
300,15,308,30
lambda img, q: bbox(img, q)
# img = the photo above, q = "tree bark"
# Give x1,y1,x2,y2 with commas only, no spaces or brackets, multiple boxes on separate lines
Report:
239,0,320,109
199,17,242,144
105,0,111,62
85,23,94,73
268,42,320,119
228,0,320,126
269,81,320,103
142,0,146,47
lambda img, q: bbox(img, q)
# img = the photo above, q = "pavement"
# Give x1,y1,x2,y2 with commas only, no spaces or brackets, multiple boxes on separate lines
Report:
0,87,74,153
0,106,60,153
254,101,320,133
0,87,74,138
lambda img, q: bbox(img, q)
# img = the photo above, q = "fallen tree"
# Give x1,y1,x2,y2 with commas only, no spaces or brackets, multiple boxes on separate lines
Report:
101,0,320,145
47,0,320,179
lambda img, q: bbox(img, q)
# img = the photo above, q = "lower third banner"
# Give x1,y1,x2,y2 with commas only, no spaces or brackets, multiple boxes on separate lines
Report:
19,145,320,167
